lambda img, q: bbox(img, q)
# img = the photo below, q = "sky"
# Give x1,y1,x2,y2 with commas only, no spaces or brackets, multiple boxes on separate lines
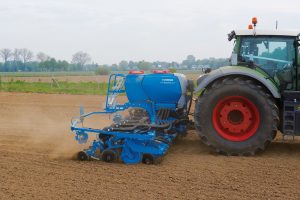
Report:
0,0,299,64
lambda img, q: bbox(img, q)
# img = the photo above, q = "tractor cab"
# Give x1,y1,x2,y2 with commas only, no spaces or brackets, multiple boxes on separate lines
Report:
229,29,300,91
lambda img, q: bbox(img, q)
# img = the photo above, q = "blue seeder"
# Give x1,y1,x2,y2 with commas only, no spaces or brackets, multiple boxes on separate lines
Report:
70,71,194,164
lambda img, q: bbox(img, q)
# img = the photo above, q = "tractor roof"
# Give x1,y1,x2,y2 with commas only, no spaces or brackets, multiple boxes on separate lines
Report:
235,29,300,37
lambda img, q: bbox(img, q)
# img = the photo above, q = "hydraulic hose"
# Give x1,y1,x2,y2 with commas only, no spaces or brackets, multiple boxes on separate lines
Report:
110,123,171,132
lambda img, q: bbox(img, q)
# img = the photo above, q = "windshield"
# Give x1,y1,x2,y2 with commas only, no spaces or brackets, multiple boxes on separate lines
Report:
239,36,295,76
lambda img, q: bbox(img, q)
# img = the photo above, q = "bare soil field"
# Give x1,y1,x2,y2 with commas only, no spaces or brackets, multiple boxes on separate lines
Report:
1,73,201,83
0,92,299,200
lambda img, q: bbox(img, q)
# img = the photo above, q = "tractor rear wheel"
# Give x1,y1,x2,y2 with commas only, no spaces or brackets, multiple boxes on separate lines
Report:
194,77,279,155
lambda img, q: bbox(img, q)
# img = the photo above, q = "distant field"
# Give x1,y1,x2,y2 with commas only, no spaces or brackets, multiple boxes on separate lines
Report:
0,71,95,77
0,80,108,95
0,70,201,77
0,70,202,83
1,75,110,83
0,70,202,95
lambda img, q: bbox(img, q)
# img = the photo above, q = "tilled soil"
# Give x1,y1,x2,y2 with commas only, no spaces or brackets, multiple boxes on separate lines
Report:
0,92,299,200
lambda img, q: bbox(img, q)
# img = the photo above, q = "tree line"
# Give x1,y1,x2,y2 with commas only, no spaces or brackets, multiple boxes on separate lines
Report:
0,48,229,72
103,55,229,71
0,48,97,72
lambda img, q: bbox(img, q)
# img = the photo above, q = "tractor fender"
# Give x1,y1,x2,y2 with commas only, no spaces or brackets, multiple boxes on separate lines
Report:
194,66,280,98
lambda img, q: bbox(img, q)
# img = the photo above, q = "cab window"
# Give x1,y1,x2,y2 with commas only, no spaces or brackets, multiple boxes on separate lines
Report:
239,36,295,76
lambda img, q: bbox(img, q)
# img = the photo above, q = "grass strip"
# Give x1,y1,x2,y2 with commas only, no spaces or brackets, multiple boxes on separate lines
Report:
0,80,108,95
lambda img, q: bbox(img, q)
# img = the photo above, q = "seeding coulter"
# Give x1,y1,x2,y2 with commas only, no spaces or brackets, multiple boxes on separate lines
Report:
71,18,300,164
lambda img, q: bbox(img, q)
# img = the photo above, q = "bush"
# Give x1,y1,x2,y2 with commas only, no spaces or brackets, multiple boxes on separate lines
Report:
168,68,177,73
95,66,111,75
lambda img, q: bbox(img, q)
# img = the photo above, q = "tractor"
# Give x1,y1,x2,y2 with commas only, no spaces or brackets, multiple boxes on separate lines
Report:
70,18,300,164
194,18,300,155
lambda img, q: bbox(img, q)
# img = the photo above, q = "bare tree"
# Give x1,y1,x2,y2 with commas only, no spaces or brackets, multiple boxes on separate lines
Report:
71,51,91,70
13,48,22,62
0,48,12,63
20,48,34,65
36,52,50,62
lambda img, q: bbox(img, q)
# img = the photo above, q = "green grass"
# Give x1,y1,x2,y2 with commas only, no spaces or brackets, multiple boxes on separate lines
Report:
0,80,108,95
0,71,96,77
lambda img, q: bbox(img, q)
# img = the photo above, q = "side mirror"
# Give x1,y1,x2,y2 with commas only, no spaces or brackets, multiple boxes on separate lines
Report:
228,31,236,41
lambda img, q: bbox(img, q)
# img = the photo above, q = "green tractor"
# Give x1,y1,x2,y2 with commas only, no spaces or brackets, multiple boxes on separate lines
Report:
194,20,300,155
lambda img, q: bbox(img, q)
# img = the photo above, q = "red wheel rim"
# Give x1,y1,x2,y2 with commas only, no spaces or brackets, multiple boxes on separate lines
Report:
212,96,260,142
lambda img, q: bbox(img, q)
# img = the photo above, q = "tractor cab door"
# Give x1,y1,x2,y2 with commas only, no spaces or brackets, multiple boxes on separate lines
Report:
281,38,300,136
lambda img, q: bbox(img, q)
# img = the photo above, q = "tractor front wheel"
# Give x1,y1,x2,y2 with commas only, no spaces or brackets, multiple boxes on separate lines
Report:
194,77,279,155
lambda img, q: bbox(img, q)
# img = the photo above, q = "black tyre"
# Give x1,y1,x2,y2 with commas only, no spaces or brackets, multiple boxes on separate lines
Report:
142,154,154,165
77,151,89,161
142,154,163,165
194,77,279,155
101,149,118,163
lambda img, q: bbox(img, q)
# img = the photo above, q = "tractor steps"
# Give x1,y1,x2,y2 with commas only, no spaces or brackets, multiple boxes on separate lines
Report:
282,91,300,136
